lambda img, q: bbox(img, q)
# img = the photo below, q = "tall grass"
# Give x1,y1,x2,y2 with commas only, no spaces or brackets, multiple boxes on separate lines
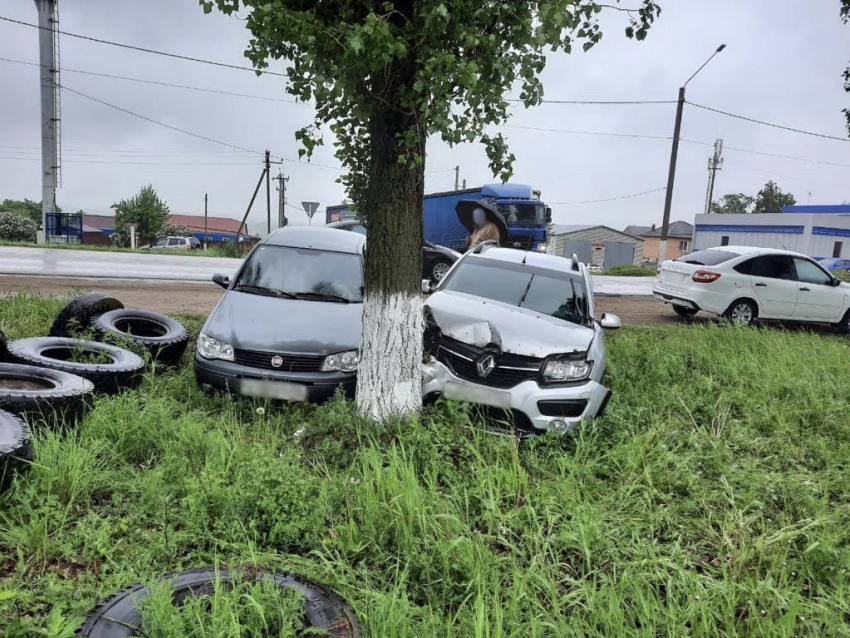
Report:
0,292,848,636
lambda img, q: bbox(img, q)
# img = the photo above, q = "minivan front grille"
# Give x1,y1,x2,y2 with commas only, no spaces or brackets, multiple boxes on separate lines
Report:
437,336,542,389
233,348,325,373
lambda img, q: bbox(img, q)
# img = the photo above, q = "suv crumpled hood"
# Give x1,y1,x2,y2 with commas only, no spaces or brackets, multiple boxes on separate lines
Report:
204,290,362,355
425,290,594,358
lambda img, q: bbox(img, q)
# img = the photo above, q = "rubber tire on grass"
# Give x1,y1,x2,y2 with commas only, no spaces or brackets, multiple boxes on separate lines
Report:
77,567,362,638
91,309,189,366
672,305,698,319
49,292,124,338
8,337,144,395
0,327,9,362
0,363,94,425
0,409,33,494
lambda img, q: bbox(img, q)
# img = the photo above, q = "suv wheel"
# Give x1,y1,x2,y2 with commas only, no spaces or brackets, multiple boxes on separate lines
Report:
725,299,757,326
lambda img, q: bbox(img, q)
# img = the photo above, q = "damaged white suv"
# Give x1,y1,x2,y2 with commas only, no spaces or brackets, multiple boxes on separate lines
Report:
421,244,621,435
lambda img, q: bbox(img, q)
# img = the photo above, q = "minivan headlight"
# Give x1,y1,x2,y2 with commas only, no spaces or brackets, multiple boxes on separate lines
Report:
197,333,234,361
322,350,359,373
540,356,592,384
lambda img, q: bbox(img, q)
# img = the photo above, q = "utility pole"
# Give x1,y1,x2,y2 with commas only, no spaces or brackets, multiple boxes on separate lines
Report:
454,166,460,191
264,150,272,235
703,139,723,215
659,44,726,264
34,0,60,242
275,172,289,228
204,193,208,249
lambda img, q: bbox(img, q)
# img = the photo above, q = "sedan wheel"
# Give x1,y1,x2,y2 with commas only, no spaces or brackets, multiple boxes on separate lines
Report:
726,300,756,326
431,260,452,282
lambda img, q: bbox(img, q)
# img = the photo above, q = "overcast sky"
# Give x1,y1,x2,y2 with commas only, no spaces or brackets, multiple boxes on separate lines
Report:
2,1,849,234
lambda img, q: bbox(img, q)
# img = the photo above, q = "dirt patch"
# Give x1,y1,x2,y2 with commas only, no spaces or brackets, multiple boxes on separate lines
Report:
596,295,680,326
0,377,54,391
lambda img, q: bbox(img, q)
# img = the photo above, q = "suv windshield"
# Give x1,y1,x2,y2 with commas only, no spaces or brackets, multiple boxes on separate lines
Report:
675,249,739,266
442,256,589,325
235,245,363,302
496,202,546,227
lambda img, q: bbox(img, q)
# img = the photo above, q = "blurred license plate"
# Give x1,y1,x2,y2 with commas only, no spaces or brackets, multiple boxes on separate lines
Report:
444,381,511,409
662,271,687,283
241,379,308,402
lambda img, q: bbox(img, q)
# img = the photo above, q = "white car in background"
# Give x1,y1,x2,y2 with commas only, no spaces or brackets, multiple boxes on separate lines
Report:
654,246,850,332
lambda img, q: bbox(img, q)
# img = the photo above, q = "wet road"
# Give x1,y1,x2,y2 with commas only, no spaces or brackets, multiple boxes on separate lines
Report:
0,246,657,294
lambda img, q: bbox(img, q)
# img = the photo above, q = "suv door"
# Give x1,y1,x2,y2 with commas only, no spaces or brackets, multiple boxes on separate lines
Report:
792,257,843,321
749,254,798,318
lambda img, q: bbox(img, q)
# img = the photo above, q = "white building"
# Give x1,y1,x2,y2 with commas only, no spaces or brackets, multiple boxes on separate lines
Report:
692,205,850,259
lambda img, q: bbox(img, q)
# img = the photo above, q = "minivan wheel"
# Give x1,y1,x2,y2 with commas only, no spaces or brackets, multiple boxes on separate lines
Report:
725,299,757,326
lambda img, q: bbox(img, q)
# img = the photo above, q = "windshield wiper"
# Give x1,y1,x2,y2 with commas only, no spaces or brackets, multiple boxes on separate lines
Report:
291,291,353,304
233,284,296,298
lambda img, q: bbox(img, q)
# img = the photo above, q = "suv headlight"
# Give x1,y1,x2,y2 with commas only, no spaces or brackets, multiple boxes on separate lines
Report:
322,350,359,373
197,333,234,361
540,356,592,385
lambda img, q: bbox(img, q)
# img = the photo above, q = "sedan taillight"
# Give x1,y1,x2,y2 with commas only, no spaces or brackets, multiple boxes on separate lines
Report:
692,270,721,283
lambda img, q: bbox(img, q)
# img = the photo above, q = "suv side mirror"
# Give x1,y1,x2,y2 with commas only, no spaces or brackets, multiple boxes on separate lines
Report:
832,277,842,287
600,313,621,329
212,273,231,289
421,279,434,295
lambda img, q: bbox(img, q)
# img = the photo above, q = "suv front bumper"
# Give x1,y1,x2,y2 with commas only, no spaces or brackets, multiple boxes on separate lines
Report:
421,359,611,434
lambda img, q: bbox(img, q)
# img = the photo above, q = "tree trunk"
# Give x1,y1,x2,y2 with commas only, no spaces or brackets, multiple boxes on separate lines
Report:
355,104,425,421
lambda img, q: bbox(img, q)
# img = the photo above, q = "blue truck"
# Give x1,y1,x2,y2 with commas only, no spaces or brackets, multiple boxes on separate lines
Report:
325,183,551,252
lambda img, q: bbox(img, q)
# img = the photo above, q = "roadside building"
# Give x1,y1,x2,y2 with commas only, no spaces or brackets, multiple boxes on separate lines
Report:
547,224,645,268
640,221,694,263
692,205,850,258
81,213,249,243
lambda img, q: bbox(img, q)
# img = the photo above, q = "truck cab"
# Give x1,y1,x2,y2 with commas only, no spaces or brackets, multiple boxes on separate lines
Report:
480,184,551,252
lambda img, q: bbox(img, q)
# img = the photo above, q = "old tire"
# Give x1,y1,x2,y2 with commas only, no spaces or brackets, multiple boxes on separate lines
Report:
0,363,94,425
0,328,9,362
91,309,189,366
0,409,33,494
672,305,698,318
724,299,758,327
8,338,144,395
49,292,124,338
77,567,361,638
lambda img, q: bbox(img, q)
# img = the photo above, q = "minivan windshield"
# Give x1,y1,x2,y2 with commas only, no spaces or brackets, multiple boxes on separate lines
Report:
442,256,590,325
235,245,363,302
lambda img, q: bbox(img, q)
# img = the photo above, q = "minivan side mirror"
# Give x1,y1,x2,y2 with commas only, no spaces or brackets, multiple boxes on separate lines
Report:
212,273,231,289
600,313,621,329
421,279,434,295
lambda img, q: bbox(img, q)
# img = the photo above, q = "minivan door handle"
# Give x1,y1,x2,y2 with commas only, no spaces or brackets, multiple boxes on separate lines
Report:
755,282,767,287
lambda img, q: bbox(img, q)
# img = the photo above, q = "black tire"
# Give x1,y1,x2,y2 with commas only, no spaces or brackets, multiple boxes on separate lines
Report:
838,309,850,335
78,567,361,637
8,337,144,395
723,299,758,327
91,309,189,366
49,292,124,338
430,259,453,283
0,327,9,362
0,409,33,494
672,305,698,318
0,363,94,425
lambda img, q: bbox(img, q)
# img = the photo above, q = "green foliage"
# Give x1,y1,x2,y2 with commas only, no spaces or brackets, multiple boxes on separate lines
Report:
0,211,38,242
710,192,755,215
835,268,850,283
0,199,61,224
138,574,305,638
111,185,170,243
754,180,797,215
599,263,656,276
4,292,850,636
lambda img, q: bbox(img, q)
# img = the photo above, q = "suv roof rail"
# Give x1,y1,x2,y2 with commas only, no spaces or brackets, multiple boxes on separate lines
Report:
472,240,498,254
571,253,581,272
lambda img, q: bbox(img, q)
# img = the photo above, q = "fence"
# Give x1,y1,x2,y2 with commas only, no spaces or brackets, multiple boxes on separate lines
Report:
46,213,82,244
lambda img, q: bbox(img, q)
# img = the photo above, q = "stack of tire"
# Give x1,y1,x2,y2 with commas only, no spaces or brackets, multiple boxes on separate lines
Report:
0,293,189,494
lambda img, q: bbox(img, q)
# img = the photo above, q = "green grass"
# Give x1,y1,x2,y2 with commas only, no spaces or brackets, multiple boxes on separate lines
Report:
0,240,247,259
598,264,657,276
2,293,850,636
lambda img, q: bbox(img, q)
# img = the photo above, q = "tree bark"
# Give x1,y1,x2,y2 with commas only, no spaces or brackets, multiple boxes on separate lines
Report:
355,103,425,421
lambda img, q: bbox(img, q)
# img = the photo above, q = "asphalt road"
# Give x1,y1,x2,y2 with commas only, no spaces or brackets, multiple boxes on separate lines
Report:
0,246,656,295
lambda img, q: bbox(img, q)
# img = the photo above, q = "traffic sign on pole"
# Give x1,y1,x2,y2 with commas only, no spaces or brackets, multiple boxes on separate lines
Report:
302,201,320,225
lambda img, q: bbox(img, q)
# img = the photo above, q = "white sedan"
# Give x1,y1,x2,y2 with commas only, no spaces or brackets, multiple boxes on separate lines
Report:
654,246,850,332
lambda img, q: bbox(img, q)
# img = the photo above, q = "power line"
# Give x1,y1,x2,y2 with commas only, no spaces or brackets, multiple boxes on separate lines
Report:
503,124,672,141
0,15,287,77
550,186,667,205
506,98,676,105
0,56,301,104
687,101,850,143
0,155,260,167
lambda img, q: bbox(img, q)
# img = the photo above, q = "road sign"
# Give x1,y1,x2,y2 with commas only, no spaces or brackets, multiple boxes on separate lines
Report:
302,201,320,219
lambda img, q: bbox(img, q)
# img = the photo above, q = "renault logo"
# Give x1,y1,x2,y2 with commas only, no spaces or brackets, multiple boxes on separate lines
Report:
271,355,283,368
475,352,497,378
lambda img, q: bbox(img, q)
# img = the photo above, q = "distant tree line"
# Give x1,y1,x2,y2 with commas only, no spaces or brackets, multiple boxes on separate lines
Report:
710,181,797,215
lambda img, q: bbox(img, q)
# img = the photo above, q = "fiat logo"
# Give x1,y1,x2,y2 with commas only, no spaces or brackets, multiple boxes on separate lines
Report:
271,355,283,368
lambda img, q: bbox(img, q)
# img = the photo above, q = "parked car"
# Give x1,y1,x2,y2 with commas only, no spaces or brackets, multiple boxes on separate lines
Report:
326,220,460,282
194,227,365,401
145,236,201,250
654,246,850,331
421,243,621,435
814,257,850,272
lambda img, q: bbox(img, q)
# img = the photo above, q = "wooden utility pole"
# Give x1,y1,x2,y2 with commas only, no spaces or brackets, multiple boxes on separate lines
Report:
265,150,272,234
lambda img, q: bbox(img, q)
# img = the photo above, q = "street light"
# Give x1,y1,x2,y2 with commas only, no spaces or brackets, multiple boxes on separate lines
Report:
658,44,727,265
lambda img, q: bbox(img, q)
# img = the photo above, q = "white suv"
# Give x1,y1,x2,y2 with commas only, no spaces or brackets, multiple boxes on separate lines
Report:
654,246,850,331
421,244,621,435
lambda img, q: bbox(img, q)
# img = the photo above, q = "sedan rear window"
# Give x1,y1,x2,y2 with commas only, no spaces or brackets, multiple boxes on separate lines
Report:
675,249,739,266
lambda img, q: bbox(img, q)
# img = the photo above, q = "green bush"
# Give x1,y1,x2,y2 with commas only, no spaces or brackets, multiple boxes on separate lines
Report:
0,211,37,242
600,263,656,276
